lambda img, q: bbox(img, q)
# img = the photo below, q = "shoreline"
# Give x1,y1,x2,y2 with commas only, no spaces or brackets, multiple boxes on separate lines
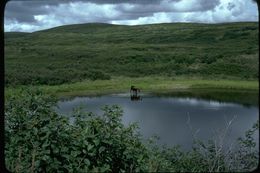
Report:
5,77,259,99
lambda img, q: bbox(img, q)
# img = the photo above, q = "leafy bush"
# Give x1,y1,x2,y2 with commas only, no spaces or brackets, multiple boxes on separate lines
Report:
5,89,259,172
5,89,148,172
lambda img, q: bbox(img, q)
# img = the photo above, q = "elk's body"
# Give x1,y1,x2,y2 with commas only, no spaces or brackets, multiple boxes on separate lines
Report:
130,86,140,95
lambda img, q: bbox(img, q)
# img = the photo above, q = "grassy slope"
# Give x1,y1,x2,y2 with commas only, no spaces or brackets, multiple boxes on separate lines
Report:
4,22,259,87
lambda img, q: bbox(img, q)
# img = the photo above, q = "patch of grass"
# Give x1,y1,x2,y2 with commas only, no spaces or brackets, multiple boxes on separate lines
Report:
5,76,258,99
38,77,260,96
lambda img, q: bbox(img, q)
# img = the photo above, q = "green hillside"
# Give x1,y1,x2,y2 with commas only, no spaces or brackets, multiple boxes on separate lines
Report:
4,22,259,86
4,32,29,39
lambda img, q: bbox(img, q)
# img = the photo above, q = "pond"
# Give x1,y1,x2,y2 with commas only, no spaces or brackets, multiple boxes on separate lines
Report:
56,89,259,150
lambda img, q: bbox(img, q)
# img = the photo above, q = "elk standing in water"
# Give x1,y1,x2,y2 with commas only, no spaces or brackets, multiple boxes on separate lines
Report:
130,86,140,96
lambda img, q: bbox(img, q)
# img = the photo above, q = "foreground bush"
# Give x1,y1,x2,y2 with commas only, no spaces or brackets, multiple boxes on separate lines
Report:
5,89,259,172
5,90,148,172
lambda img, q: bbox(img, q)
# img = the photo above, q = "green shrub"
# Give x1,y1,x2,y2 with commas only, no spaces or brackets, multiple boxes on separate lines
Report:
86,70,111,81
5,89,259,172
5,89,148,172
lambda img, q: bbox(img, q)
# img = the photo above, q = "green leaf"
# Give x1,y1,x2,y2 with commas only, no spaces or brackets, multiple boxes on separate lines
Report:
93,139,100,146
99,146,105,154
87,144,94,151
84,159,90,166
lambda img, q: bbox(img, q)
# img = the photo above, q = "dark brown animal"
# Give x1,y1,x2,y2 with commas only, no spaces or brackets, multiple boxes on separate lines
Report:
130,85,140,96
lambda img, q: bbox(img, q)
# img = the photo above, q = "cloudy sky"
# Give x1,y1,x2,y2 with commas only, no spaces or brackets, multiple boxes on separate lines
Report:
4,0,258,32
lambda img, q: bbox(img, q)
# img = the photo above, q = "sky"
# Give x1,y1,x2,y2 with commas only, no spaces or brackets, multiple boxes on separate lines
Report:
4,0,259,32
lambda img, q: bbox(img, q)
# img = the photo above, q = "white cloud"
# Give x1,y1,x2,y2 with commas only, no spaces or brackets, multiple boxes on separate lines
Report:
4,0,258,32
111,12,172,25
4,19,41,32
208,0,257,23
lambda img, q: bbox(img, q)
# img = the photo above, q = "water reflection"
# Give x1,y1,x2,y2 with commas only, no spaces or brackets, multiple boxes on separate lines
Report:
130,95,142,101
56,90,259,150
153,89,259,107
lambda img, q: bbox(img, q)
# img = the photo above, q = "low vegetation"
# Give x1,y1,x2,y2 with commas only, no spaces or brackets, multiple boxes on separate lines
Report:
5,89,259,172
5,22,259,86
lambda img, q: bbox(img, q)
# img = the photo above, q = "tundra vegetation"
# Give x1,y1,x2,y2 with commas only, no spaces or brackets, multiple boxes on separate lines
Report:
5,22,258,87
4,22,259,172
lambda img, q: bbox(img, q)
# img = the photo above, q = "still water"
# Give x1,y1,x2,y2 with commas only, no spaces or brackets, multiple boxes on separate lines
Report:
56,90,259,150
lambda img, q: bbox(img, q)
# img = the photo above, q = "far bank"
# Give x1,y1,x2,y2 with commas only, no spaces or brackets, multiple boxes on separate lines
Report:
5,76,259,99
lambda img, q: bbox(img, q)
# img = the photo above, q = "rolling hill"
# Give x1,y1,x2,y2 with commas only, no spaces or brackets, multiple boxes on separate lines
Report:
4,22,259,86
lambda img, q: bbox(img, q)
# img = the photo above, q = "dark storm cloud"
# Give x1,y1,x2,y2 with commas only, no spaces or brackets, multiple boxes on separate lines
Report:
5,1,63,23
109,0,221,23
199,0,221,10
5,0,88,23
5,0,220,23
115,0,220,15
81,0,164,4
6,2,45,23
